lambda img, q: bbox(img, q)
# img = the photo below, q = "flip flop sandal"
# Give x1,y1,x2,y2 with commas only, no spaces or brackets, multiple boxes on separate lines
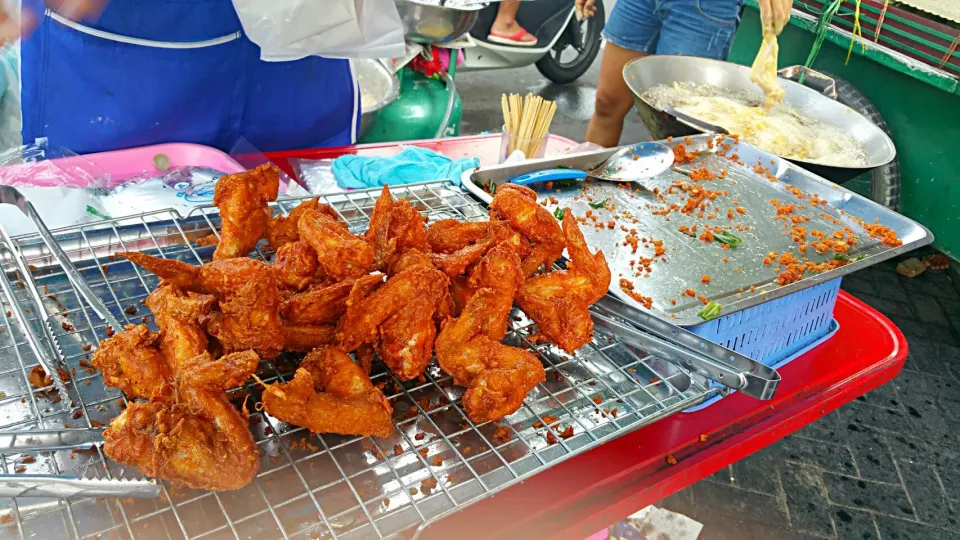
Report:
488,29,538,47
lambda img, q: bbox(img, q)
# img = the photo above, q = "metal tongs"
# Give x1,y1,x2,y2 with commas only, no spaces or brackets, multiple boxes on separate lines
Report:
591,295,780,400
0,187,158,498
0,429,159,498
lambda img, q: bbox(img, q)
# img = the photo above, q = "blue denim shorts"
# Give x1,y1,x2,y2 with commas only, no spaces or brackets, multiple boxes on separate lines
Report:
602,0,744,59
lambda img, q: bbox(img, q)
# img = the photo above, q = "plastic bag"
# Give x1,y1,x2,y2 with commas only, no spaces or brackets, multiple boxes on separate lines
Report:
97,167,228,218
0,140,109,237
232,0,406,62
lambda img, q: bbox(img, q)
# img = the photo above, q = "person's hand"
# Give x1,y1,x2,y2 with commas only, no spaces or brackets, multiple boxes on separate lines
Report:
0,0,106,45
575,0,597,20
759,0,792,35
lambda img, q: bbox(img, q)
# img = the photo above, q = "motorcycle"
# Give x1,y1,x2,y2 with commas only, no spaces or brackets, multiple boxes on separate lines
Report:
460,0,605,84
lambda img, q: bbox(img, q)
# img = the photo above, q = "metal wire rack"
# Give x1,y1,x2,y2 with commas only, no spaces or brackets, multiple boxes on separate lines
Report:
0,181,717,540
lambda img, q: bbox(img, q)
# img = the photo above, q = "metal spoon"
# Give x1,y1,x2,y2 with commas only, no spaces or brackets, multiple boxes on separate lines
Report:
507,142,675,192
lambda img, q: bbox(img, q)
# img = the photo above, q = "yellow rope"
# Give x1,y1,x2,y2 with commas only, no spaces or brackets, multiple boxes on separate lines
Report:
846,0,866,64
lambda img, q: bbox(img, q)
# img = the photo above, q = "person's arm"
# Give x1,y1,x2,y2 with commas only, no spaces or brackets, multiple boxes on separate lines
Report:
0,0,106,44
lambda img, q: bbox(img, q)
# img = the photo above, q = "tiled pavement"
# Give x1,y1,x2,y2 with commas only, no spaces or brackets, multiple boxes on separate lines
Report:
658,257,960,540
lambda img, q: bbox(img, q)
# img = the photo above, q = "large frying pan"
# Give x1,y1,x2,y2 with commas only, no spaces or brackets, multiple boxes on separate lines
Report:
622,56,896,183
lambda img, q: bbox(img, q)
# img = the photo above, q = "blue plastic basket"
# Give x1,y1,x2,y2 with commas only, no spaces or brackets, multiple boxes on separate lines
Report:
682,278,843,412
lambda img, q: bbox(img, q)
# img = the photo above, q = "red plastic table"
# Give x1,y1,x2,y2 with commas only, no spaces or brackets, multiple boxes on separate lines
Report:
265,135,908,540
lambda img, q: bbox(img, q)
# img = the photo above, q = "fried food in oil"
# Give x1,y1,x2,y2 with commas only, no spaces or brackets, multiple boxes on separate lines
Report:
299,208,374,281
427,219,531,259
119,254,284,359
273,242,321,291
261,347,393,438
281,322,338,353
146,285,215,371
213,163,281,261
489,184,564,276
280,279,355,324
516,211,611,354
92,325,171,399
435,247,544,423
103,351,260,491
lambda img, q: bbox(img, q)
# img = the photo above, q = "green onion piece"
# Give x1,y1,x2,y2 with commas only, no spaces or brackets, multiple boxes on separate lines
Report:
833,253,852,262
554,179,581,188
86,206,110,220
588,198,608,210
553,207,566,220
713,231,743,248
697,301,723,321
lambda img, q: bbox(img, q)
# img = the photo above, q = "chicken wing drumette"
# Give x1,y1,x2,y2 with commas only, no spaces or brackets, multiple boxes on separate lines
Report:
489,184,564,277
261,346,393,438
213,164,281,261
119,253,284,359
103,351,260,491
91,324,171,399
435,245,545,423
516,211,611,354
298,208,374,282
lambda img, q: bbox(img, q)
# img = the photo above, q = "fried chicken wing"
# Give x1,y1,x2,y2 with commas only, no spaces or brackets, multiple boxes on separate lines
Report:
427,219,531,259
261,347,393,438
489,184,564,276
365,186,430,272
213,163,281,261
281,322,338,353
121,253,285,359
299,208,374,281
91,325,171,399
273,241,321,292
516,211,611,354
337,267,447,347
265,198,342,250
280,279,355,324
103,351,260,491
200,259,284,359
428,240,492,278
146,285,215,371
435,283,545,423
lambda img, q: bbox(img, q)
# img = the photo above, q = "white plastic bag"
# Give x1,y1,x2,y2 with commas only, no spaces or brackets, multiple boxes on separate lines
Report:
232,0,406,62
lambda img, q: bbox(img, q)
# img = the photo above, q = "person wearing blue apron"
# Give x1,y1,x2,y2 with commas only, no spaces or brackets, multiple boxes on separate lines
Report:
15,0,360,154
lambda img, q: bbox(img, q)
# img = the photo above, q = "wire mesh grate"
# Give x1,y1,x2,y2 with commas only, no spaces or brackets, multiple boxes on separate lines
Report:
0,181,716,540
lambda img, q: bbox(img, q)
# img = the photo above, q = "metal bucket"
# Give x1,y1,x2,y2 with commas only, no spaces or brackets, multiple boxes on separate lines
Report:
394,0,483,44
354,59,400,140
622,56,897,183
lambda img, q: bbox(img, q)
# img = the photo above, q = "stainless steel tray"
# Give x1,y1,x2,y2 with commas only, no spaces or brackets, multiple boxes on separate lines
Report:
462,135,933,325
0,181,719,539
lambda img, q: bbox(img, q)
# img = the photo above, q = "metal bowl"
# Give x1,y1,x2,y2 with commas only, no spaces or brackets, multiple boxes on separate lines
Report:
622,55,897,182
394,0,483,44
355,59,401,140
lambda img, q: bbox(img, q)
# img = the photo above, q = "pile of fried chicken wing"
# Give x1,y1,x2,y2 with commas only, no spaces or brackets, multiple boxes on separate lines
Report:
91,164,610,491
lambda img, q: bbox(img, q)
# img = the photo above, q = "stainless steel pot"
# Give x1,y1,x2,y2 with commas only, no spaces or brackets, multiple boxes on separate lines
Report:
354,59,400,140
394,0,483,44
623,56,897,183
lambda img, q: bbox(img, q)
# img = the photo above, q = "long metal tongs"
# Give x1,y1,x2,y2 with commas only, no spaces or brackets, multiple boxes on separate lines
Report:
591,295,781,400
0,187,158,498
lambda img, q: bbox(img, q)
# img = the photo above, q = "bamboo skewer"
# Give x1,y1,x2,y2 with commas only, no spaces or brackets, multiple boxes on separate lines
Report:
501,93,558,159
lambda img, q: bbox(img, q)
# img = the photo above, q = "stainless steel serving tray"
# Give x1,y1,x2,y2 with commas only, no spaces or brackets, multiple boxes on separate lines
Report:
462,134,933,325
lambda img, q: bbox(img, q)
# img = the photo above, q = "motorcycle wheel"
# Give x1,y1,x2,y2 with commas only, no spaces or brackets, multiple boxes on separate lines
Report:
535,2,605,85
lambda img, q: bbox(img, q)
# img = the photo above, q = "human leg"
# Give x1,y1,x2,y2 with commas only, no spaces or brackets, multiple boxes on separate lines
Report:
489,1,536,46
586,0,660,147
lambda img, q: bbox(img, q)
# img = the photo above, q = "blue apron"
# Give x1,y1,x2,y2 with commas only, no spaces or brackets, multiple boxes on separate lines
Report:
20,0,360,154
